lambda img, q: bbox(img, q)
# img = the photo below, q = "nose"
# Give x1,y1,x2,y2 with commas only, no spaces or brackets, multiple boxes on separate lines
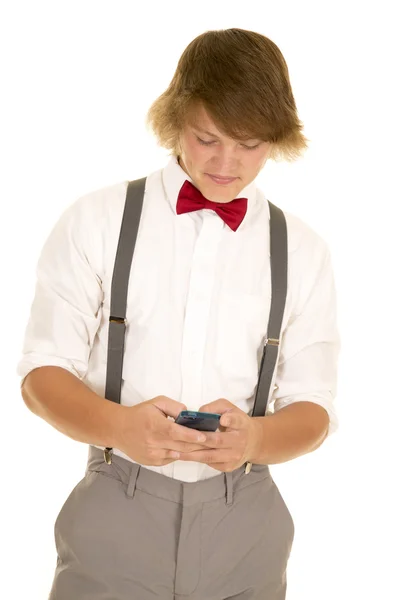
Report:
210,146,240,173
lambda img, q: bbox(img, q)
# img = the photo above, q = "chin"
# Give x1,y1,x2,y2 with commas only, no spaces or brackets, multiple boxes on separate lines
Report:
203,188,235,203
200,182,238,202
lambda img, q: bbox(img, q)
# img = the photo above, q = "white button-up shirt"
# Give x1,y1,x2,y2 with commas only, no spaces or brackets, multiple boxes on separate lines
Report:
17,156,341,482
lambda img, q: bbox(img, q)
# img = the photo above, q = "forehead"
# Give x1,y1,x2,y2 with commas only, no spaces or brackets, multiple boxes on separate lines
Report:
185,103,259,142
186,104,220,133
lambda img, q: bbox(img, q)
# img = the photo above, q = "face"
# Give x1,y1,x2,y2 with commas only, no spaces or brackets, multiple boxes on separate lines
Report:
177,104,272,203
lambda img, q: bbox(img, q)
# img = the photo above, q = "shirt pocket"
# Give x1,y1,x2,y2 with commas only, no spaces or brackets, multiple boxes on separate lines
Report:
214,291,270,390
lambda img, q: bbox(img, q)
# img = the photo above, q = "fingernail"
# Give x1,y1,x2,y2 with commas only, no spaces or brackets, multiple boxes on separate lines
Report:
197,434,206,442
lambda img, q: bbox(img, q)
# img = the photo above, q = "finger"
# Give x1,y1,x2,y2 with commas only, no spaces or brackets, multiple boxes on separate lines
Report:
178,449,237,464
219,410,245,429
166,450,181,459
164,444,204,456
167,441,210,453
200,430,238,448
167,422,208,444
152,397,187,419
198,399,236,414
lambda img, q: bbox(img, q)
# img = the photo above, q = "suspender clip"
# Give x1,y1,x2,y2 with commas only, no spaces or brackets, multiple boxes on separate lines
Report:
104,447,113,464
265,337,280,347
109,316,126,324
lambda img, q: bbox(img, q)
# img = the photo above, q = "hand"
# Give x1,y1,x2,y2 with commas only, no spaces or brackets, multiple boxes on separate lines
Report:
177,399,263,472
115,396,210,466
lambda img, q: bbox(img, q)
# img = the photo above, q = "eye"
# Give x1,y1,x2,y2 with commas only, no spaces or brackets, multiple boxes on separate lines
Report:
196,136,214,146
241,143,261,151
196,135,261,150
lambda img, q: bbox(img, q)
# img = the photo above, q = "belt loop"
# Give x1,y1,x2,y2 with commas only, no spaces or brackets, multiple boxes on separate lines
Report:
126,464,140,499
225,472,233,506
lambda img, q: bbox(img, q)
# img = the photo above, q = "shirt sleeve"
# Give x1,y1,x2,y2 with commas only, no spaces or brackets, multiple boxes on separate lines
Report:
16,194,103,387
270,239,341,436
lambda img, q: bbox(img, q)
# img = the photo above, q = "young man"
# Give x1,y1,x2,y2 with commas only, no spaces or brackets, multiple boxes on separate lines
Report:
17,28,340,600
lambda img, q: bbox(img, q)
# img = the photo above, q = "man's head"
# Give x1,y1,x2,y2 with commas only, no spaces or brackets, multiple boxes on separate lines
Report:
176,103,272,203
146,28,308,202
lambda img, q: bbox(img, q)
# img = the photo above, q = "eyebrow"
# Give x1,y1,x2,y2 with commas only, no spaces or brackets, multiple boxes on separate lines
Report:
193,126,219,138
193,126,259,143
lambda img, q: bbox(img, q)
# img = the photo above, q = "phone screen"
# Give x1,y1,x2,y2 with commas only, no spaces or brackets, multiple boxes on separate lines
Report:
175,410,221,432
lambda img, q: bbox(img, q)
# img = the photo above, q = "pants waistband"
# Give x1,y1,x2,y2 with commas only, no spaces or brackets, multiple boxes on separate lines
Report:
85,445,271,507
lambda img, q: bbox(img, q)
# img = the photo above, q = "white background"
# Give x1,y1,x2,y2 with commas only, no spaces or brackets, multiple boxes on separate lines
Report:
2,1,399,598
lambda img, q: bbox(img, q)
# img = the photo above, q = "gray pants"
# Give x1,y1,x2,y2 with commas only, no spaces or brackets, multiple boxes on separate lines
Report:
49,445,294,599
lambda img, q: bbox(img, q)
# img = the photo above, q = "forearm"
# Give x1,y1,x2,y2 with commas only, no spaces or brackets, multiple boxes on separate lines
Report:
250,401,330,465
21,366,126,448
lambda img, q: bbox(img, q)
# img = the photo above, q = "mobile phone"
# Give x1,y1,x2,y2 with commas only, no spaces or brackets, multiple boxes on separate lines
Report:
175,410,221,432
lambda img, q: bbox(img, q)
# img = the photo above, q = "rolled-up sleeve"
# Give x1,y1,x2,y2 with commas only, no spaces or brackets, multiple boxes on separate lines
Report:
16,195,103,386
271,240,341,436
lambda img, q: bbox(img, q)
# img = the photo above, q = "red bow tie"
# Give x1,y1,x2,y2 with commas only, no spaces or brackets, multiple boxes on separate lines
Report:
176,180,248,232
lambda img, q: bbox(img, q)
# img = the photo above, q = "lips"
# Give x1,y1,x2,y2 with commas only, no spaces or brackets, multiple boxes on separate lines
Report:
207,174,238,184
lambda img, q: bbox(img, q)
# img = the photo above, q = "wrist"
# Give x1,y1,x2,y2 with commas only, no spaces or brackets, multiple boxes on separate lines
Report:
247,417,267,464
108,402,131,449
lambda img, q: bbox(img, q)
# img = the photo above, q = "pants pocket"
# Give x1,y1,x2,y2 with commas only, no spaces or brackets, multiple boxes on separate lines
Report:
54,471,102,547
270,477,295,552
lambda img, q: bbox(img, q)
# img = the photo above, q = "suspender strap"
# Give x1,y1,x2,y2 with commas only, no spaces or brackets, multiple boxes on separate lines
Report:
244,201,287,474
251,202,288,417
103,179,287,467
103,178,146,464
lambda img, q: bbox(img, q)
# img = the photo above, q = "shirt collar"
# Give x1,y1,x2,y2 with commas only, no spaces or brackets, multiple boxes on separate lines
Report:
161,155,268,231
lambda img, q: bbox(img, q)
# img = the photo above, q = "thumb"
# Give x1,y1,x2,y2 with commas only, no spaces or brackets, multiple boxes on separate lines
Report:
219,408,236,428
199,398,236,415
151,396,187,420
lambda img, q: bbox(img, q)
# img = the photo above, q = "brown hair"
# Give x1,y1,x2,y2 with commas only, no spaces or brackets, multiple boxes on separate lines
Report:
146,28,309,162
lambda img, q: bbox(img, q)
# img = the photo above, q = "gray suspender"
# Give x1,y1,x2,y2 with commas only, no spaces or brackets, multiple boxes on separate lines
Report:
103,178,288,472
104,178,147,405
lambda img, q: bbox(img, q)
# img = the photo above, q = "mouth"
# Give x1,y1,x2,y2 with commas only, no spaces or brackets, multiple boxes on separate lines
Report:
207,174,238,185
